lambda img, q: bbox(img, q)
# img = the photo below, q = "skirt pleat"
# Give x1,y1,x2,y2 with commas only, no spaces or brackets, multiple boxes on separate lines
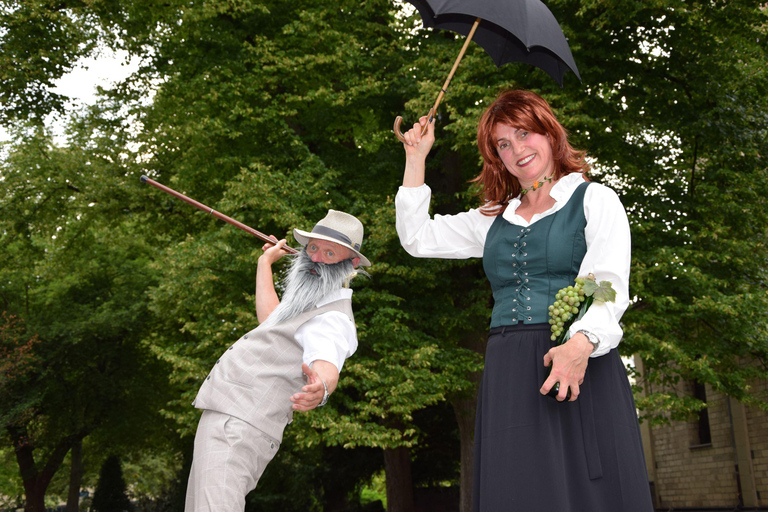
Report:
472,324,654,512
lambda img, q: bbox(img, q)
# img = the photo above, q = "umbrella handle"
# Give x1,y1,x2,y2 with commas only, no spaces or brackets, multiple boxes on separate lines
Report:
393,107,435,143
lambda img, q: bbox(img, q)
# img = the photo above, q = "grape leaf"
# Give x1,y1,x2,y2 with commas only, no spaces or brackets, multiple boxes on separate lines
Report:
582,276,599,297
592,281,617,303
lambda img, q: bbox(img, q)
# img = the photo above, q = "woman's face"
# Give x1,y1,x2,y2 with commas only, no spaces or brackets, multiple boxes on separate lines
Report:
491,123,554,185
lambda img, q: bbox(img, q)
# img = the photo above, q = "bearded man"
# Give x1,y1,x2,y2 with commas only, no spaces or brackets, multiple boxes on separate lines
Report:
185,210,370,512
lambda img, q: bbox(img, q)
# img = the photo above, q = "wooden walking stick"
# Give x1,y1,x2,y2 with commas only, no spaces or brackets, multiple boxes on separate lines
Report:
140,175,298,254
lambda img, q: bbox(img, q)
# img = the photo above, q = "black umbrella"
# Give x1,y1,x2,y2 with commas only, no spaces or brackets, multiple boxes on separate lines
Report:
394,0,581,142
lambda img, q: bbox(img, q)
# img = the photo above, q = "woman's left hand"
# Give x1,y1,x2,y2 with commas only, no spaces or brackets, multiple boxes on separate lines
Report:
540,332,594,401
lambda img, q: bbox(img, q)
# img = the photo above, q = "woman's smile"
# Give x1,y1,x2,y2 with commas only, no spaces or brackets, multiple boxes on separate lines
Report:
517,153,536,167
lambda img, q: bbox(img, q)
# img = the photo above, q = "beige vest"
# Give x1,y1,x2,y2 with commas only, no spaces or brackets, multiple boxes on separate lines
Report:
192,298,354,441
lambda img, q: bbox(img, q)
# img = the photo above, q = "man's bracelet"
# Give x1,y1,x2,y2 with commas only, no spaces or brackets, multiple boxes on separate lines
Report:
318,379,330,407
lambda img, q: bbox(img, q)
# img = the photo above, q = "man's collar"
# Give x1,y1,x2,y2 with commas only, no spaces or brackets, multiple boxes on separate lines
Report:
315,288,353,308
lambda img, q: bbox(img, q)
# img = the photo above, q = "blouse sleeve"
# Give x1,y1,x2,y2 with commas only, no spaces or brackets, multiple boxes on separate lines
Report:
568,184,632,358
395,184,495,259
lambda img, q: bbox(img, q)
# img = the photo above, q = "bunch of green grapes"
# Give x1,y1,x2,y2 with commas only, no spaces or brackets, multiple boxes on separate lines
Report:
548,277,587,341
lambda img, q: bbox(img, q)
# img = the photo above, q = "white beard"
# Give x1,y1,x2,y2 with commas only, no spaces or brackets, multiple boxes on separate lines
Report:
262,250,357,326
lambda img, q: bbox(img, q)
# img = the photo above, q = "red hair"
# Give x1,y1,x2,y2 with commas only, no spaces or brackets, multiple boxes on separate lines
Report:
473,90,589,215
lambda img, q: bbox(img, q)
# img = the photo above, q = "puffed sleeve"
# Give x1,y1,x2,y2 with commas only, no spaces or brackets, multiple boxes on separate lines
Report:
395,184,495,259
568,183,632,358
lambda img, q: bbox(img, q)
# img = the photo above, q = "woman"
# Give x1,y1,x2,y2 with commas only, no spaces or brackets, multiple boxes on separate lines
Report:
395,90,653,511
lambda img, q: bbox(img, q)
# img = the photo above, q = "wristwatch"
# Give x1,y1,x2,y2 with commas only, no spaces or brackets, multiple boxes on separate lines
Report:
577,329,599,353
318,379,330,407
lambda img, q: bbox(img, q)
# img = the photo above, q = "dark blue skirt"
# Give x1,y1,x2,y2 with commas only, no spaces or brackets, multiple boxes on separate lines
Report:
472,324,654,512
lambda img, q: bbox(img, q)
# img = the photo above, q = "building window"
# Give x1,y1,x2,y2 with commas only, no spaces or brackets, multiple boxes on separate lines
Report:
691,380,712,447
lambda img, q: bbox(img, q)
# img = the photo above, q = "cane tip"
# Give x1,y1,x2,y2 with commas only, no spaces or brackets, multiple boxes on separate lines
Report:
140,175,148,183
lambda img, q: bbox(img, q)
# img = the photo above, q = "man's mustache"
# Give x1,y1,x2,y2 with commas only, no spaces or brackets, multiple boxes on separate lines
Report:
303,258,350,277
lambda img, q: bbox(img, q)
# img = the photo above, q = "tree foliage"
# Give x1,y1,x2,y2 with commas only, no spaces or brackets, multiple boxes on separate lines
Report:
0,0,767,509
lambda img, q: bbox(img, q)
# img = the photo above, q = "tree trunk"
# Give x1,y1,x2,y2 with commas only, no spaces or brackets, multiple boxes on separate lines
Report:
453,396,477,512
383,446,414,512
8,423,77,512
66,437,83,512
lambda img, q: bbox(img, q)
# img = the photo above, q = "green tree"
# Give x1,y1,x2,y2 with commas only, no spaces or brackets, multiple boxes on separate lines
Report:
2,0,766,511
117,1,489,509
91,455,132,512
0,119,177,511
555,0,768,420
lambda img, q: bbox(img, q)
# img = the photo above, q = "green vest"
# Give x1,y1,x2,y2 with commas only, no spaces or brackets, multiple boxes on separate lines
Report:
483,182,590,328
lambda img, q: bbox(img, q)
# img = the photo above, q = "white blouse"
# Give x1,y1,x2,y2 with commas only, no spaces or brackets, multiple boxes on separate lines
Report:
394,172,631,357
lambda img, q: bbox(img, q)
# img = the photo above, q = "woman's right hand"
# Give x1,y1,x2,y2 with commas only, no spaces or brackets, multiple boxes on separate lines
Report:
402,116,435,161
401,116,435,188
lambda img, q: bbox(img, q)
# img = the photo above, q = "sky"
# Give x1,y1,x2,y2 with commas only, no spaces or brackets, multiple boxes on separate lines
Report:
1,48,140,144
52,49,139,106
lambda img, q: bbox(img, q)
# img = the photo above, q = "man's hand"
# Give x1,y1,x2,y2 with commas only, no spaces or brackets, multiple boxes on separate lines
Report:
291,361,339,412
291,363,327,412
539,332,593,401
256,236,292,322
259,237,291,266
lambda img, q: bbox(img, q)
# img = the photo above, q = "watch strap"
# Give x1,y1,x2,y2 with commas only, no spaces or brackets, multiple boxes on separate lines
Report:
577,329,599,353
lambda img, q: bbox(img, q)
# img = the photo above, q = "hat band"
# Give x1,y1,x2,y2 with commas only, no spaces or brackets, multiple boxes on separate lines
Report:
311,225,361,251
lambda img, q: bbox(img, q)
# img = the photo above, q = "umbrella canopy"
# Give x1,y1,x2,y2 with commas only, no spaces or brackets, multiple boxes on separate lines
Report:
407,0,580,86
393,0,580,141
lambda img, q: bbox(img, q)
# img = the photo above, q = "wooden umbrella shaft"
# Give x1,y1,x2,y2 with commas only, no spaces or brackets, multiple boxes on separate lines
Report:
426,17,482,126
392,18,482,142
140,175,299,254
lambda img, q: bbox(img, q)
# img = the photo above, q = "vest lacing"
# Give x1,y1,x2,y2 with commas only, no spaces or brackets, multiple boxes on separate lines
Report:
510,227,533,322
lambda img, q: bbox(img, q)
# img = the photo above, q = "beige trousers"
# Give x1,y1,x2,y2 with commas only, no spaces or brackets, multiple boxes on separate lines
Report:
185,410,280,512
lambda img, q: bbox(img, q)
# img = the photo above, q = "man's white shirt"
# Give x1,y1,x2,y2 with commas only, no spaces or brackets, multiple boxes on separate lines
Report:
294,287,357,371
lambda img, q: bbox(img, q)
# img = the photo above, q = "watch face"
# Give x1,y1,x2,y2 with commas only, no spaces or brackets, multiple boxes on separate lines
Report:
578,330,598,348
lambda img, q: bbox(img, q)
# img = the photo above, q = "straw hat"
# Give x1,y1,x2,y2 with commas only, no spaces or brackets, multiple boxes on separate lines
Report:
293,210,370,267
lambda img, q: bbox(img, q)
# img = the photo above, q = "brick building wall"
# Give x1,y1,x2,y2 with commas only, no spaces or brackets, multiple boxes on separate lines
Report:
745,377,768,504
637,358,768,510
